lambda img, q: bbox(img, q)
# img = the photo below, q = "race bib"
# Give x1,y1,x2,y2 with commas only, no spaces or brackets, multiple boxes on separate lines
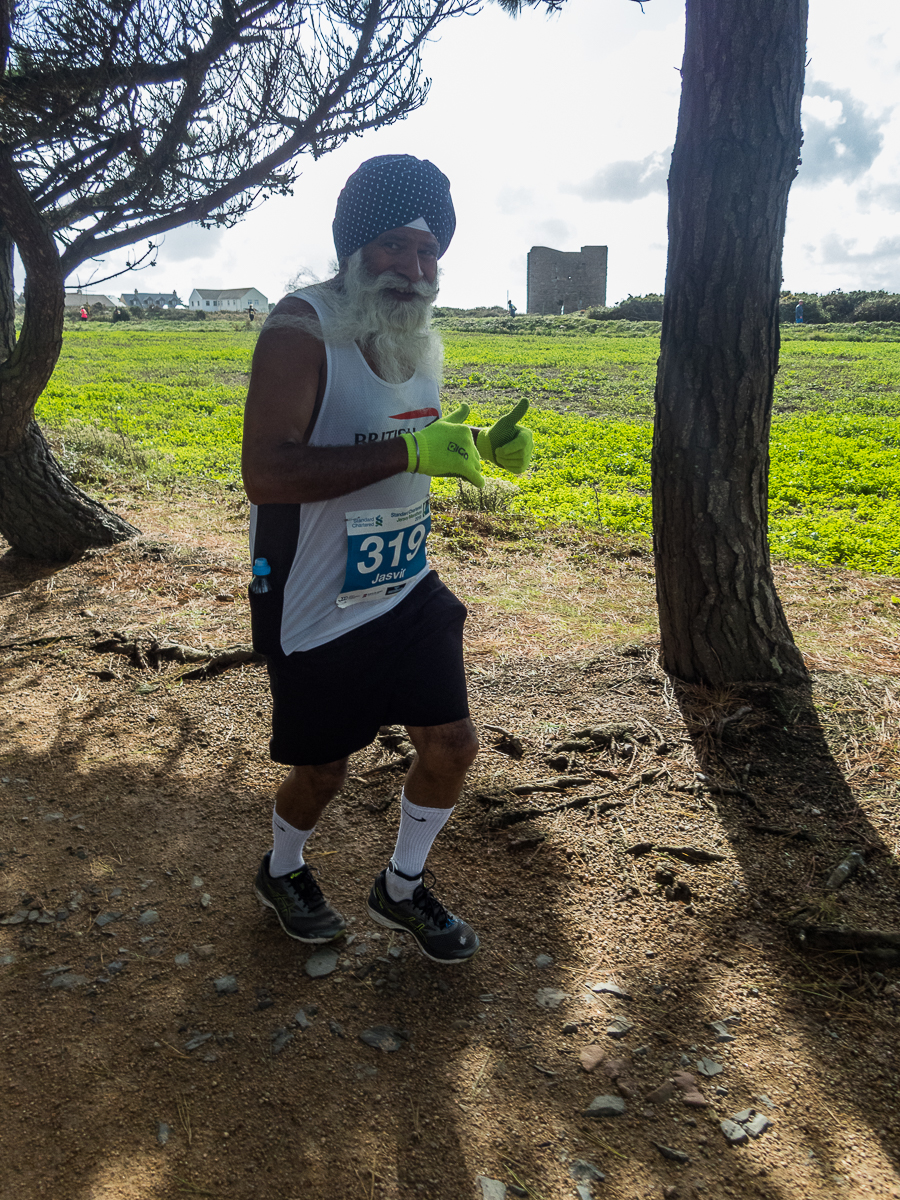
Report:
336,498,431,608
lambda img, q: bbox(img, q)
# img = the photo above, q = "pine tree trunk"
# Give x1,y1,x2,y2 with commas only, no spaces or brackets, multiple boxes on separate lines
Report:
652,0,809,686
0,421,139,558
0,153,139,559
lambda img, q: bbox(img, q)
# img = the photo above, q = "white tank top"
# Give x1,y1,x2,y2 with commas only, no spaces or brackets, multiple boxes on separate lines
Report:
249,283,438,653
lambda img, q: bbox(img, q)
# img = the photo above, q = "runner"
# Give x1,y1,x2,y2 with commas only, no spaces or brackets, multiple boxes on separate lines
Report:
241,154,533,963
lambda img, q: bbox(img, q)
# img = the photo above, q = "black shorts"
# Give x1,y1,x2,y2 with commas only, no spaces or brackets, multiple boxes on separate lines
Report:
266,572,469,765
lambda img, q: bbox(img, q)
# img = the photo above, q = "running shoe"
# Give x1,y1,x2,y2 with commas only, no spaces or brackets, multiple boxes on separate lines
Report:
367,866,479,964
254,852,347,943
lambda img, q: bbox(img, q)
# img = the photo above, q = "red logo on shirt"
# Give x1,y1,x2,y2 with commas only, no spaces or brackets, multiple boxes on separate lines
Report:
389,408,439,421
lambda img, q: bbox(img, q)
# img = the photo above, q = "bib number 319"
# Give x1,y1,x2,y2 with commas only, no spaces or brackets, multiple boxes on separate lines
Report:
337,499,431,608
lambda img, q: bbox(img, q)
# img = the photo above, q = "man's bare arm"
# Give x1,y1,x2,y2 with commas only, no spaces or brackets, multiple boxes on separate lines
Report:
241,299,408,505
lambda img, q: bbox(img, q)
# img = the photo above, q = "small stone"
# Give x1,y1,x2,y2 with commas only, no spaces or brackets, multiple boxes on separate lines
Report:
138,910,159,926
387,946,402,959
731,1108,753,1123
570,1159,605,1183
696,1057,723,1076
748,987,759,997
42,812,65,822
157,1122,170,1146
562,1022,580,1035
359,1025,408,1052
49,972,87,990
294,1009,312,1030
575,1187,592,1200
477,1177,507,1200
196,944,215,959
0,913,27,926
746,1113,772,1137
720,1119,749,1145
590,979,632,1000
94,911,122,927
754,1093,776,1109
578,1045,607,1072
606,1017,633,1039
174,953,190,967
535,987,569,1009
305,948,340,978
672,1072,709,1107
0,953,17,965
191,876,204,889
652,1143,690,1164
271,1027,293,1055
583,1094,626,1118
184,1032,214,1051
709,1020,736,1042
534,953,554,969
214,975,238,995
645,1080,677,1104
328,1020,345,1038
200,893,212,909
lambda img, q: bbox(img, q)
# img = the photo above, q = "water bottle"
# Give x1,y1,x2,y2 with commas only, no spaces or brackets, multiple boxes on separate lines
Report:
248,557,280,654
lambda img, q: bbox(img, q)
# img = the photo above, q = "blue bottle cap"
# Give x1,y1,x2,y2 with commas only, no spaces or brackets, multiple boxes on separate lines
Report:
252,557,271,576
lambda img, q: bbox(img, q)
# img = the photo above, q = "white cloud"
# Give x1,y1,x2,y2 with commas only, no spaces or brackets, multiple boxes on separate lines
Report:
565,148,671,202
797,82,886,185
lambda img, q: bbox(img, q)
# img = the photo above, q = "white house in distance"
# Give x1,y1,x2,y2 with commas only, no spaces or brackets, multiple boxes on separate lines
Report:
189,287,268,312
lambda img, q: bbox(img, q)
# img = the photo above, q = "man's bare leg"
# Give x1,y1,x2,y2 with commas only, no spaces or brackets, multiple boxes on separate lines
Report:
367,717,480,962
403,717,479,808
254,758,349,943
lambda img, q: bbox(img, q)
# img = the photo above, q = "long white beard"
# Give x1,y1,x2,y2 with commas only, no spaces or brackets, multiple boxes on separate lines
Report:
325,250,444,385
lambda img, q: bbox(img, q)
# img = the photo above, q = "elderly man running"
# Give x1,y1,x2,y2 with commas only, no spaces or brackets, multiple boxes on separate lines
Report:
242,154,532,964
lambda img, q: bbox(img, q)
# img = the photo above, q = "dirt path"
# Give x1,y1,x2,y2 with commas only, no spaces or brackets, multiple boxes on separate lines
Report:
1,497,899,1200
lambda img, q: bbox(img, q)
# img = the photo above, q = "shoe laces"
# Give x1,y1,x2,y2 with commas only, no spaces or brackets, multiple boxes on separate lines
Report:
410,870,453,930
286,864,326,909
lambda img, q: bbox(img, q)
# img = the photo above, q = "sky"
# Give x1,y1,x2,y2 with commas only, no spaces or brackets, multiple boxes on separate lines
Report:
67,0,900,311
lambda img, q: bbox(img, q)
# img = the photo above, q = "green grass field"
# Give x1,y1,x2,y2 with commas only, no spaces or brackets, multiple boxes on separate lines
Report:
36,318,900,575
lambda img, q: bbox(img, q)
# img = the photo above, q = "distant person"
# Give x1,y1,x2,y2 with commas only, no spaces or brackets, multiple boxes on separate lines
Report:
795,301,804,324
248,304,256,323
507,300,517,317
242,153,534,964
79,306,88,321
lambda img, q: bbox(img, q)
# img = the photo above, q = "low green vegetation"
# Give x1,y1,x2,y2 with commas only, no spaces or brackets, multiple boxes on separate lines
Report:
35,316,900,575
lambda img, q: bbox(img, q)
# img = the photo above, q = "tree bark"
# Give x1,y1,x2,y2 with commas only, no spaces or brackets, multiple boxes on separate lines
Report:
652,0,809,686
0,149,138,558
0,421,139,558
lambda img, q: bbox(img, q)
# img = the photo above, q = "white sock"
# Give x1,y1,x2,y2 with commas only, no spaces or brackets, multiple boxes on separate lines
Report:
386,789,453,901
270,807,315,877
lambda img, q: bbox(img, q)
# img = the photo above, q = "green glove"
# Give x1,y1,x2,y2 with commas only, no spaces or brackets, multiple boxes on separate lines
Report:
401,404,484,488
476,398,534,474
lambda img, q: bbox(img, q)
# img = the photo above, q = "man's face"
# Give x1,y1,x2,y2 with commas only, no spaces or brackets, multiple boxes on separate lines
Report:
360,227,440,300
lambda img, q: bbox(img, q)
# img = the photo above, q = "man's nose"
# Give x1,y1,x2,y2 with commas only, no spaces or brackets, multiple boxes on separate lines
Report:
395,247,424,282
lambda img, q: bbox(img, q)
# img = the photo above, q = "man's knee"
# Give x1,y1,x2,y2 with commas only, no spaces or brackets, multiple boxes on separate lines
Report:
288,758,348,799
407,719,479,776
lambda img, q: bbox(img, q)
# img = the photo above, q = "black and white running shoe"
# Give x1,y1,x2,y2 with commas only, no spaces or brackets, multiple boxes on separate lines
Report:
367,866,479,964
254,852,347,943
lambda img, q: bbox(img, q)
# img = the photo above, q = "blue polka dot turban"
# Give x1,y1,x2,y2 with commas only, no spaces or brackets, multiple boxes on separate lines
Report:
333,155,456,261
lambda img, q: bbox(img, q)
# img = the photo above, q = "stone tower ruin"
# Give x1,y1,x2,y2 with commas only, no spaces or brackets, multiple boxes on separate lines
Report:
527,245,608,314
